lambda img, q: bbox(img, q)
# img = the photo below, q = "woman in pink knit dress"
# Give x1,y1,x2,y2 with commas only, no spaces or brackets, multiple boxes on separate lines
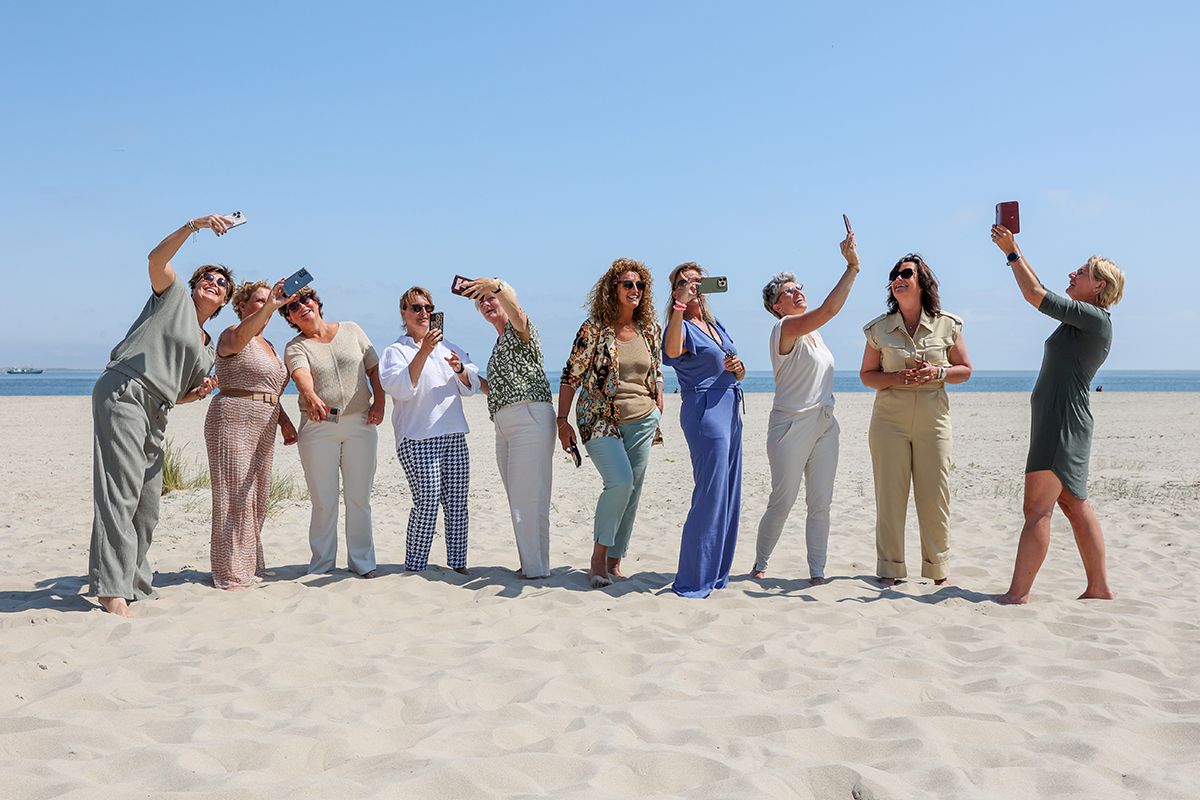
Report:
204,280,298,589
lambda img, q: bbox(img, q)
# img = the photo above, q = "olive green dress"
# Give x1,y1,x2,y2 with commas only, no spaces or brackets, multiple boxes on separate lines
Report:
1026,290,1112,499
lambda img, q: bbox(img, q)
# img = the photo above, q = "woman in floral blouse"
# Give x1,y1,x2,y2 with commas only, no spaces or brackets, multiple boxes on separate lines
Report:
557,259,664,588
461,277,556,579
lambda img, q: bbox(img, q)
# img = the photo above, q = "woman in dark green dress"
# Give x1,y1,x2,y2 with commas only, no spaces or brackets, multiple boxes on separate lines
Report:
991,224,1126,604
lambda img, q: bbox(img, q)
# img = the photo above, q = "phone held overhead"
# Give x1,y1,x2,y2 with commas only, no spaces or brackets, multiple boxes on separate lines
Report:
697,276,728,294
996,201,1020,234
283,267,313,297
843,214,853,235
449,275,472,296
226,210,248,229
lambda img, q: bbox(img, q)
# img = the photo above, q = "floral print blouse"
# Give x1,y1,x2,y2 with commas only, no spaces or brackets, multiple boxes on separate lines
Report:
561,318,664,445
486,320,553,420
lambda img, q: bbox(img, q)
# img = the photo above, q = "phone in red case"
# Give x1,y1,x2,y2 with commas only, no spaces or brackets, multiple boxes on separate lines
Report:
995,201,1020,234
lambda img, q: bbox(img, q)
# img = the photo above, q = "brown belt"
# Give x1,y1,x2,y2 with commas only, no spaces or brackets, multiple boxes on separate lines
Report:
217,388,279,404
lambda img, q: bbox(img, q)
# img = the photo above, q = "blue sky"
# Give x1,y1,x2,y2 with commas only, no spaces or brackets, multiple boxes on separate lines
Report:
2,1,1195,372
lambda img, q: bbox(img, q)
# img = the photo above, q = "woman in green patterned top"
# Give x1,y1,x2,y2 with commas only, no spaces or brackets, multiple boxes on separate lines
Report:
558,260,665,588
462,277,556,579
991,223,1126,604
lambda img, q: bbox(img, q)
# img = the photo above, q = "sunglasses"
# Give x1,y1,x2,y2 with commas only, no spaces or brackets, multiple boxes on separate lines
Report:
406,303,435,313
286,297,313,313
200,273,229,290
889,267,916,281
780,285,805,298
618,280,646,291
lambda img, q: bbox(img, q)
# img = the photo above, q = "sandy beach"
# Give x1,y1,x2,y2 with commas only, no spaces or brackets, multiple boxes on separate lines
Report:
1,391,1198,798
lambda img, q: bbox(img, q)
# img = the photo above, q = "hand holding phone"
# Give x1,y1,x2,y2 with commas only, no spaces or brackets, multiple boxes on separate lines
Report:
430,311,445,333
226,211,248,229
450,275,472,296
567,442,582,468
843,214,853,235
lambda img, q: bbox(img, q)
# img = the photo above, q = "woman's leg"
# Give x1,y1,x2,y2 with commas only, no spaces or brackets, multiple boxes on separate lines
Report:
673,398,736,598
584,434,635,583
754,410,811,576
1056,489,1114,600
869,392,913,582
341,416,378,576
495,404,553,578
911,391,953,581
999,470,1062,604
396,436,443,571
610,410,661,565
440,433,470,572
297,421,343,574
803,411,839,582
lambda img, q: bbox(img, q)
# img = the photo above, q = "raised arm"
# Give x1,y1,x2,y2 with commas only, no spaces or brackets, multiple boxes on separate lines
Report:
148,214,233,295
462,278,531,340
218,279,295,357
780,233,861,346
991,225,1047,310
663,280,699,359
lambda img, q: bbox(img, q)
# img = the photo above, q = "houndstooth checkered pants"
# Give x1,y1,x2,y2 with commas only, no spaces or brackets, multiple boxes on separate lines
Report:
396,433,470,571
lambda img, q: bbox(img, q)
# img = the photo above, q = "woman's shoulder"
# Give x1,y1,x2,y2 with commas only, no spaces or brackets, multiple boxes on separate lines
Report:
863,311,896,334
935,310,964,325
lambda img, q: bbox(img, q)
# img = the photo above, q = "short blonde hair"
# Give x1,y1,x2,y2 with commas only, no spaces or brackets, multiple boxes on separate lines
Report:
1088,256,1125,308
399,286,433,330
232,280,270,319
666,262,714,324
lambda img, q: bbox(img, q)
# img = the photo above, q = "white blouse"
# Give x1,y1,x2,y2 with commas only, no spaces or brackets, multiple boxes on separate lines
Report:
379,335,481,441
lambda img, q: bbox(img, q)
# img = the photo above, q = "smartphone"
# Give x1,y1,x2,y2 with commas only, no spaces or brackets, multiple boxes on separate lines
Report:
326,407,340,423
226,211,248,229
697,276,728,294
450,275,472,296
567,442,582,468
843,214,853,235
283,267,313,297
995,201,1020,234
430,311,444,332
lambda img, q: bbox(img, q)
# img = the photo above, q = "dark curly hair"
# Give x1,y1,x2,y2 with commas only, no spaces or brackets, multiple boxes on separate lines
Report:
587,258,656,329
278,286,324,331
886,253,941,317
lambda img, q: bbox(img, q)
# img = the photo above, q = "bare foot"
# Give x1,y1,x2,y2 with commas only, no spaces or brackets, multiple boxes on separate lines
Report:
588,571,613,588
359,570,377,579
934,578,948,586
810,576,827,586
454,567,470,576
878,577,898,588
751,569,767,579
996,592,1030,605
99,596,132,617
1078,588,1115,600
606,557,629,580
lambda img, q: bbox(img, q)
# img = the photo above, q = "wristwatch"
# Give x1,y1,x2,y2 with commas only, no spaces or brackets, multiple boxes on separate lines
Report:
1006,252,1020,264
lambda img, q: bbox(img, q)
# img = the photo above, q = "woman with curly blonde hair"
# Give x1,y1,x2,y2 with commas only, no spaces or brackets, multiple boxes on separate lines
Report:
204,277,300,589
558,258,664,587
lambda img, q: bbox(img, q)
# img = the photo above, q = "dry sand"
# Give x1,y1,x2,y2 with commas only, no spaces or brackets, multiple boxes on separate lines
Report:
1,392,1198,798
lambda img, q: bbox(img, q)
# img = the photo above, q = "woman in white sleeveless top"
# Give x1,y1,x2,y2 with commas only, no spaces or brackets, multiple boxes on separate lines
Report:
753,232,860,583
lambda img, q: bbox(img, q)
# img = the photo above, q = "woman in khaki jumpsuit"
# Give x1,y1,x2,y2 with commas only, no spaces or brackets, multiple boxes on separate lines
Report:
860,254,972,586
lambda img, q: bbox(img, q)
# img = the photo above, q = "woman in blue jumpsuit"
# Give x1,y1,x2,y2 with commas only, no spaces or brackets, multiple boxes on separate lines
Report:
663,262,746,598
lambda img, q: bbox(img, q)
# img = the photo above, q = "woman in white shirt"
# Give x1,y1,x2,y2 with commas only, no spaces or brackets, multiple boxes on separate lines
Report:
753,232,860,583
379,287,482,574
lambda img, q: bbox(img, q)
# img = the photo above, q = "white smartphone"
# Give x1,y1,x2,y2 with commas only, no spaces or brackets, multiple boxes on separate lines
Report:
226,211,248,229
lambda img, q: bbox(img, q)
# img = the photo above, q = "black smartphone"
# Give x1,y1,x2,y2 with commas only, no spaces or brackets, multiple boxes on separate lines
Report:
697,276,728,294
283,267,313,296
567,442,582,468
996,201,1020,234
430,311,445,333
326,407,340,423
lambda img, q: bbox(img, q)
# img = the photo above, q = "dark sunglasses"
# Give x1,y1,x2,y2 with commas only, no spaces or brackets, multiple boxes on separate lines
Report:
406,303,435,313
618,280,646,291
286,297,312,313
200,272,229,289
889,267,916,281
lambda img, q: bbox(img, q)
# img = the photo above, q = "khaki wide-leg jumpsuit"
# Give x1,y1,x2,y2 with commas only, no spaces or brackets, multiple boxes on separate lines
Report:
863,310,963,580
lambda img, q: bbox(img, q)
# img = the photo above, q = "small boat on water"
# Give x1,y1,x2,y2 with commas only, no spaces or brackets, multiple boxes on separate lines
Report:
6,367,44,374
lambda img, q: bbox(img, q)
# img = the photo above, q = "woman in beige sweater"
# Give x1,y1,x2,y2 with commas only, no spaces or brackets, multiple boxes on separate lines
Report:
282,287,386,578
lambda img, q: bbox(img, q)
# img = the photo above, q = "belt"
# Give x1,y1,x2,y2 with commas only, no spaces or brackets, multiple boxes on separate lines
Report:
217,388,279,404
688,382,745,414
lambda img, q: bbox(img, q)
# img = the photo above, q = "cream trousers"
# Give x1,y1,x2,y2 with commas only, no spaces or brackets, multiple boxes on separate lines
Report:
494,401,556,578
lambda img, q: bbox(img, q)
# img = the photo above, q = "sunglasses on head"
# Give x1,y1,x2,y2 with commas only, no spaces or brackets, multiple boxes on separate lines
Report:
406,303,435,313
200,273,229,290
618,280,646,291
889,267,916,281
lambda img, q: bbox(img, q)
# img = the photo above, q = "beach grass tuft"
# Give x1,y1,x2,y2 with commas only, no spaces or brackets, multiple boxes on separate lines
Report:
161,439,210,495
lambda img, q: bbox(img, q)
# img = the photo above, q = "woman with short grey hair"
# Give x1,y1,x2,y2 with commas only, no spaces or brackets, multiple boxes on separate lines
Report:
753,231,859,583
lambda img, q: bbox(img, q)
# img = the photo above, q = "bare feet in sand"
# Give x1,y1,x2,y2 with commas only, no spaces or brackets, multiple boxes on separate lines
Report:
751,569,767,579
810,576,827,586
606,557,628,580
99,596,131,617
1078,588,1115,600
934,578,948,586
879,577,898,588
359,570,377,579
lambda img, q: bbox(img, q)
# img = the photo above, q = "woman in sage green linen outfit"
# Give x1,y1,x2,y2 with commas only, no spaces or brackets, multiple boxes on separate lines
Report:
991,224,1126,604
89,214,236,617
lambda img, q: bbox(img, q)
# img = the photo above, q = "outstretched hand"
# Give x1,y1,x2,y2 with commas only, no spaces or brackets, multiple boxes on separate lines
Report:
840,232,860,269
991,224,1018,255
